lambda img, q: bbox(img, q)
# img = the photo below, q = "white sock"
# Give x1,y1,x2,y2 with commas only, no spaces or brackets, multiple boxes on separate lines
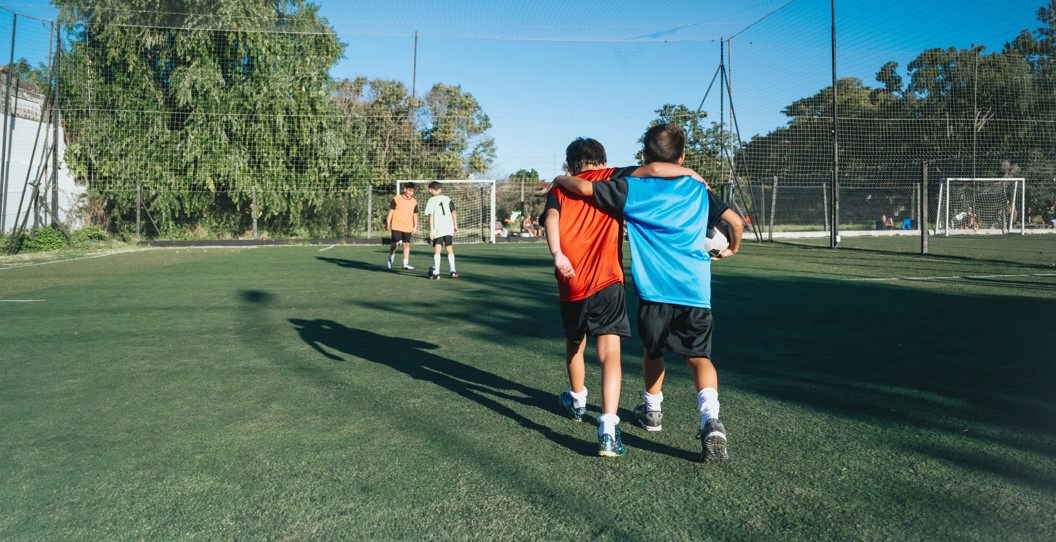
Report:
447,253,456,272
597,413,619,438
433,253,441,272
643,390,663,412
403,258,409,267
388,254,394,263
569,387,588,408
698,387,720,428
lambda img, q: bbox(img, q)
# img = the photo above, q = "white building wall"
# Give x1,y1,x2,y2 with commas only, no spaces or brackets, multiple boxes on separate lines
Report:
0,112,83,233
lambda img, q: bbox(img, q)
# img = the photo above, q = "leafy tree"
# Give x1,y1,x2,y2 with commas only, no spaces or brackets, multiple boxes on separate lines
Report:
637,104,732,184
57,0,368,237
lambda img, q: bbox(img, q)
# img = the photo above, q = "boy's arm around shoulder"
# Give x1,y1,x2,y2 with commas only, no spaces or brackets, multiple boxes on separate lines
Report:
553,175,595,197
631,163,709,188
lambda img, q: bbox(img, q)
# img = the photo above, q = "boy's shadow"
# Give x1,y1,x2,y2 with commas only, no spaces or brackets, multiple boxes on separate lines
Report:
289,318,597,455
316,256,425,276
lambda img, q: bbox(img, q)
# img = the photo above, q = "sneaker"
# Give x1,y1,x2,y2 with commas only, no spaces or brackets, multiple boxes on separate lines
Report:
430,273,441,281
598,429,625,457
699,418,729,463
450,271,459,278
386,259,393,269
403,264,415,270
558,390,586,422
633,403,663,432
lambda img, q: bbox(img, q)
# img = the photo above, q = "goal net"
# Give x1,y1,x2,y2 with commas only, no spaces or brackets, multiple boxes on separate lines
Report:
935,178,1025,235
395,180,496,244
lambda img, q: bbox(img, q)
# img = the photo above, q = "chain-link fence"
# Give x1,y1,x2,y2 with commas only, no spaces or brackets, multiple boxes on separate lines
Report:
0,1,1054,264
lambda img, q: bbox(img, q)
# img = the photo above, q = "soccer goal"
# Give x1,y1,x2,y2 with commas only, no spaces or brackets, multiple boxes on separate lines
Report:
395,180,497,244
934,178,1025,235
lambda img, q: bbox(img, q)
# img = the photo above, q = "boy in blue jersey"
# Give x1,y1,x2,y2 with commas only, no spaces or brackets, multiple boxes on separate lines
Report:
553,123,743,462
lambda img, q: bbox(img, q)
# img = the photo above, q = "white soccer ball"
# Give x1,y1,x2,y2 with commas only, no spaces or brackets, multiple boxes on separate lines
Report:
705,222,730,256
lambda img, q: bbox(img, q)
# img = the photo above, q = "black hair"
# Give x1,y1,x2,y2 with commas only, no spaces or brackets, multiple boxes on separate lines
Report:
563,137,607,175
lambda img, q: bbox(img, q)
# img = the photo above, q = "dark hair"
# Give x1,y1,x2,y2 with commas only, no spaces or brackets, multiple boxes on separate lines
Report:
642,123,685,164
403,182,416,191
428,181,442,190
563,138,607,175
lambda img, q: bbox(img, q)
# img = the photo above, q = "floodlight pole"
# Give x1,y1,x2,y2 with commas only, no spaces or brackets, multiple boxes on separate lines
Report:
829,0,840,249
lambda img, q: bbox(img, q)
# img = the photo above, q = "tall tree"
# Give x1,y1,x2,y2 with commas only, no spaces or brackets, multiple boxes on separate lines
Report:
58,0,366,236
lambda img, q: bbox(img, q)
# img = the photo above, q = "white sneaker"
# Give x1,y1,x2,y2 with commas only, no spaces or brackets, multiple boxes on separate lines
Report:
403,264,415,270
386,259,392,269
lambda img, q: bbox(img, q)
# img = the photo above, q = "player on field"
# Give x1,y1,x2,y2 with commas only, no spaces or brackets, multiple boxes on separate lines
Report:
386,183,418,270
424,181,459,280
544,137,703,457
554,123,743,462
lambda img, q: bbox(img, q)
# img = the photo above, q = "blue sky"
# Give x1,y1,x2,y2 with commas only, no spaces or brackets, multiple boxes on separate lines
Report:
0,0,1048,179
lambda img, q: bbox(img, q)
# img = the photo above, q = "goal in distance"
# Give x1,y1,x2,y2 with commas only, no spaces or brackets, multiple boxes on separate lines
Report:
934,178,1025,235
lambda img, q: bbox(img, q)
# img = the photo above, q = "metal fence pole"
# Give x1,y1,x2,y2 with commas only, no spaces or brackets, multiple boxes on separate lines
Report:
921,161,929,255
0,13,16,233
136,184,141,239
251,185,258,240
768,175,778,241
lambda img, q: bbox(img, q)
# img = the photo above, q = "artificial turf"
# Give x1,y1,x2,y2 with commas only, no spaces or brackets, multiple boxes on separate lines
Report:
1,242,1053,540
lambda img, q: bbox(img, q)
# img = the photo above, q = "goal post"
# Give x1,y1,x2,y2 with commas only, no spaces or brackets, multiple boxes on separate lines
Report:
935,178,1025,235
395,180,496,244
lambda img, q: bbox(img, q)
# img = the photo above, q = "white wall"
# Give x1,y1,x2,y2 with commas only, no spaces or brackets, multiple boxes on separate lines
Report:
0,112,83,233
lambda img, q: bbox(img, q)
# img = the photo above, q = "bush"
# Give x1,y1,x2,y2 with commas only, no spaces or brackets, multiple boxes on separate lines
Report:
71,225,111,247
22,226,70,251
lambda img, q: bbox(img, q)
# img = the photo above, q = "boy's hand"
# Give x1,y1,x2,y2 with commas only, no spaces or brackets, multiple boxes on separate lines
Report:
712,248,735,259
553,252,575,278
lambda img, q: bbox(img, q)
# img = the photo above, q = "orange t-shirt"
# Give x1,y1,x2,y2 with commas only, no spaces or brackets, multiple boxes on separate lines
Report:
389,195,419,233
547,166,635,302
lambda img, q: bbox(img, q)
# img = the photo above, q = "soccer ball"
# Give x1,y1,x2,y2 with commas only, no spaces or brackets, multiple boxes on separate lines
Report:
705,221,730,256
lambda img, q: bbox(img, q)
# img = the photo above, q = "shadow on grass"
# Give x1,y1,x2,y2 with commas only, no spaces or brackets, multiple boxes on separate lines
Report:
286,318,698,462
288,318,592,454
715,272,1056,489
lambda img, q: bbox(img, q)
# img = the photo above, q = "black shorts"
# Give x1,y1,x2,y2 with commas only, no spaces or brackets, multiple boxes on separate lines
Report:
432,235,454,247
390,231,413,244
637,300,713,359
559,282,631,345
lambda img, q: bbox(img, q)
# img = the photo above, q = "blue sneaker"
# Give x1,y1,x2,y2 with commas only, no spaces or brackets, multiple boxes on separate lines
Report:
558,390,586,421
598,429,625,457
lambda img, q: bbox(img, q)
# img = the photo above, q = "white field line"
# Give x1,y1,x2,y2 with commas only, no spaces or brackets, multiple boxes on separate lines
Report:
319,245,335,252
846,272,1056,282
0,248,156,270
0,299,45,302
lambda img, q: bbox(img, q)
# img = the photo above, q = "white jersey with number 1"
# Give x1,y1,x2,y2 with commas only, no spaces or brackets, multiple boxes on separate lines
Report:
425,195,456,238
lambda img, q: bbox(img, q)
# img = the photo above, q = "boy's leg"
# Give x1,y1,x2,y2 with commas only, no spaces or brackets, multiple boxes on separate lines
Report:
387,237,397,268
596,333,624,457
596,334,621,421
432,244,442,277
686,355,727,462
446,244,457,275
559,336,588,421
634,300,670,432
402,240,412,268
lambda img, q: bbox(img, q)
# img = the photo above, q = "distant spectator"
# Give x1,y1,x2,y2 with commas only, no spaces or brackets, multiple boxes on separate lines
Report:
965,206,979,231
877,214,894,230
532,216,543,237
521,215,534,237
1043,203,1056,228
494,220,508,237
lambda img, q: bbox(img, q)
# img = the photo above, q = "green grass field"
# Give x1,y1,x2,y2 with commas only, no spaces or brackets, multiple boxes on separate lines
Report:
2,242,1054,540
